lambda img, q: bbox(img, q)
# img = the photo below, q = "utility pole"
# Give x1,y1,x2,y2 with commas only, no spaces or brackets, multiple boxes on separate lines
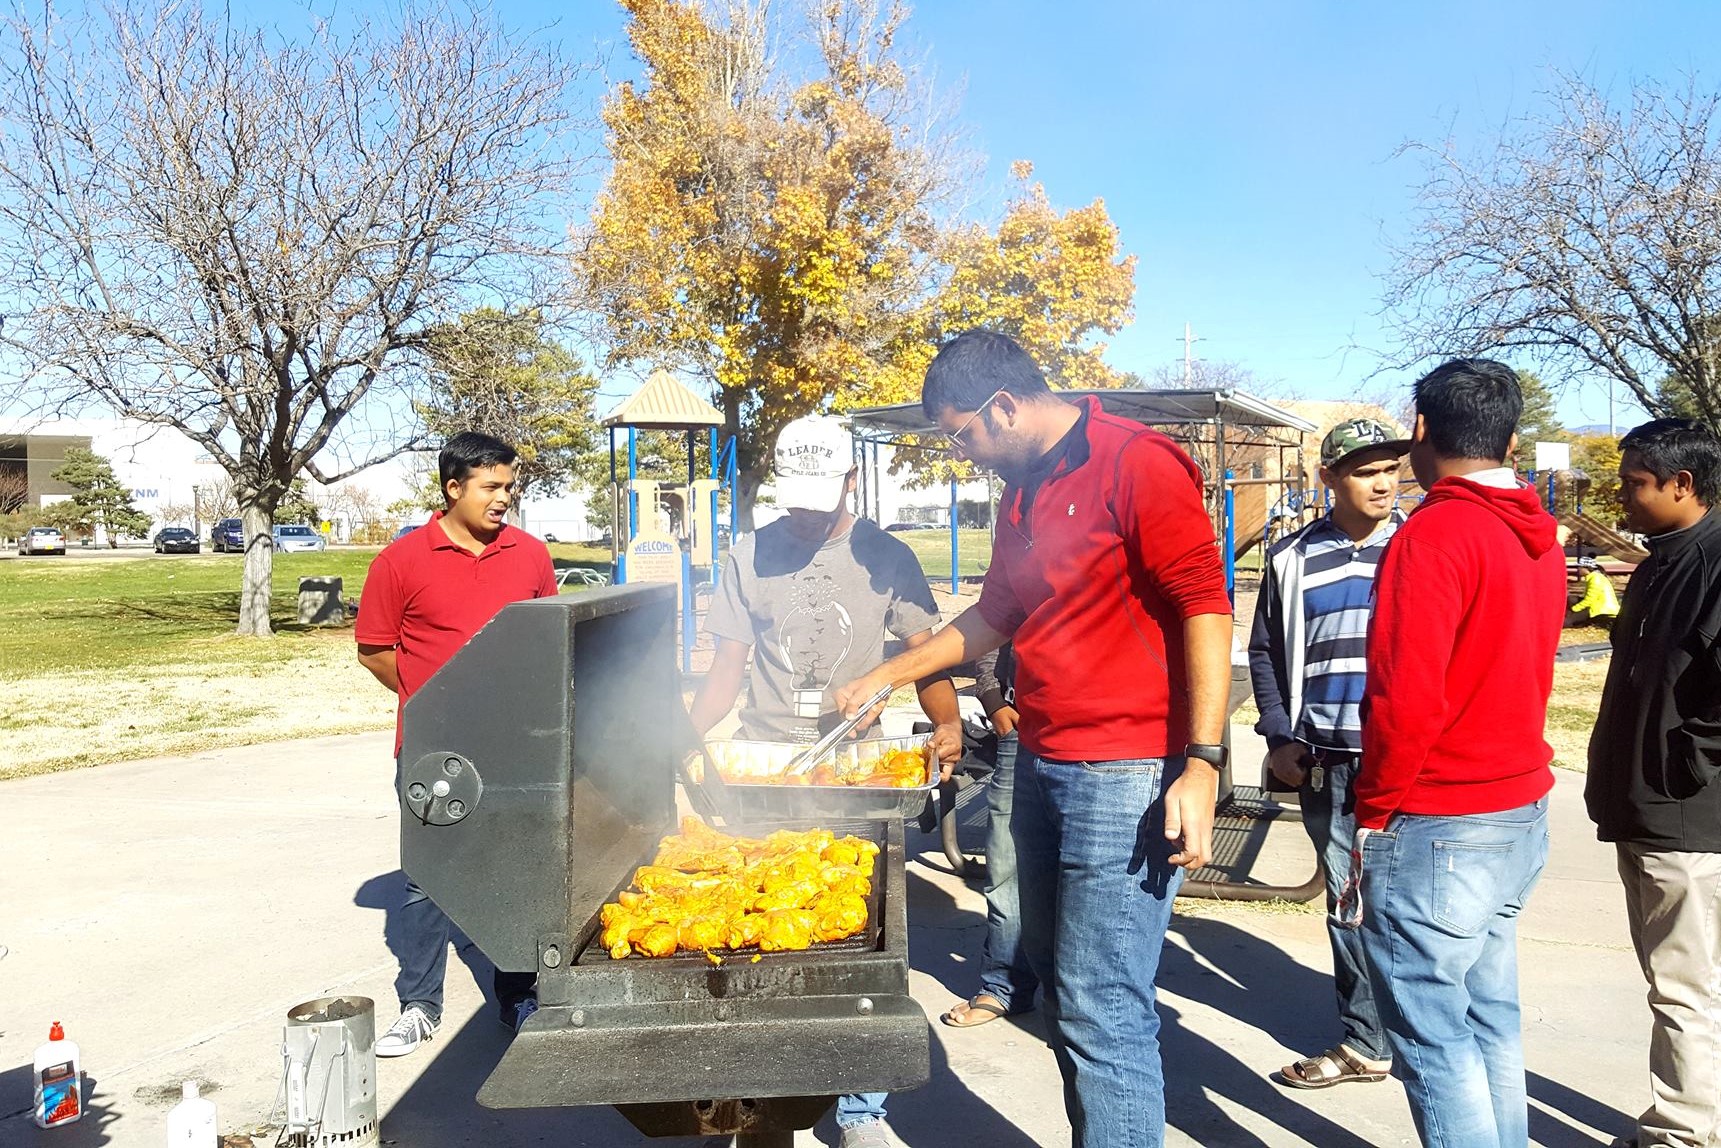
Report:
1181,323,1201,387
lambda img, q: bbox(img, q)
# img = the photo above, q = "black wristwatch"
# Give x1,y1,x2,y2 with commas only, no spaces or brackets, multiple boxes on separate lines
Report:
1184,742,1229,770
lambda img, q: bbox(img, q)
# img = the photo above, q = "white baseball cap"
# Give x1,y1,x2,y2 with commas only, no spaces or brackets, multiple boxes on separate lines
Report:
773,415,853,511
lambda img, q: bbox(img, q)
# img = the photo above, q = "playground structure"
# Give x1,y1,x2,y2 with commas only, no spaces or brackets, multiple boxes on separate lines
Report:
602,370,732,670
1556,510,1648,563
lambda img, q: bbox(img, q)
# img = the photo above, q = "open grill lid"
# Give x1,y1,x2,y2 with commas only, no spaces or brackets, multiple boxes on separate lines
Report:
398,584,682,973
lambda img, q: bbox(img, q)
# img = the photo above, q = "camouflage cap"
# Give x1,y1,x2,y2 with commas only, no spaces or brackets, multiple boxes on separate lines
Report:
1320,417,1411,469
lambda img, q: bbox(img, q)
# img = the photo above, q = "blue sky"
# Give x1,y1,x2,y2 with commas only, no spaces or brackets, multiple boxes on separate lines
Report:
19,1,1716,432
523,0,1719,427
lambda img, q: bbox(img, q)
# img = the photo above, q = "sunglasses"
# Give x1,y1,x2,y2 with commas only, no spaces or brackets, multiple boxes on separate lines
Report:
944,387,1005,449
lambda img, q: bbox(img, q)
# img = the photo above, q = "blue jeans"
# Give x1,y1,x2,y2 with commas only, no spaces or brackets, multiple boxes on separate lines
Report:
978,733,1040,1012
1359,799,1550,1148
1014,751,1184,1148
836,1091,886,1130
396,876,455,1023
396,876,537,1023
1301,753,1390,1061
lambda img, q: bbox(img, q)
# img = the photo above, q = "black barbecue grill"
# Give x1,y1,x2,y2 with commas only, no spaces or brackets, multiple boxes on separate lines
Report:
397,584,930,1146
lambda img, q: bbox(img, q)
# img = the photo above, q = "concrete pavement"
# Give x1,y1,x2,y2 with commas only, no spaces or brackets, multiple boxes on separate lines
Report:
2,728,1647,1147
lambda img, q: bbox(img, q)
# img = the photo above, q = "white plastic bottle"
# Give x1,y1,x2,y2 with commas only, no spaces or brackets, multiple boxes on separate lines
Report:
33,1021,82,1128
166,1081,218,1146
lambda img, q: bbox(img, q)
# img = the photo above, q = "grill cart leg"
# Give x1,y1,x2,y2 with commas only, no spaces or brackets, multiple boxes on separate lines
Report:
616,1097,834,1141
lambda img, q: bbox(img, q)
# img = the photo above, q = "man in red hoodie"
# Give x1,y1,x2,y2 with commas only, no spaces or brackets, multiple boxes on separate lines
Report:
1350,358,1566,1148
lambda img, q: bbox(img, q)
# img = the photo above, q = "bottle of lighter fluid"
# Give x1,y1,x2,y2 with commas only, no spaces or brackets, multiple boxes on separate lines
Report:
33,1021,82,1128
166,1081,218,1146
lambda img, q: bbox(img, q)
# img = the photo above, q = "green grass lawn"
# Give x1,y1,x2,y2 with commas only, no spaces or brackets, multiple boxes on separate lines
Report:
547,541,614,567
0,548,384,677
894,528,993,580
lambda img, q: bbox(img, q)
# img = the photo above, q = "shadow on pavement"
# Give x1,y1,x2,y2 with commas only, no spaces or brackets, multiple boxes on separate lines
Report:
354,870,501,1013
1158,918,1382,1147
811,1030,1040,1148
381,1006,1036,1148
0,1066,117,1146
1528,1070,1634,1146
378,1008,654,1146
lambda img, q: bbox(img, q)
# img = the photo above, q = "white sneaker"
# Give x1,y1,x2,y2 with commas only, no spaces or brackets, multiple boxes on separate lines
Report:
838,1121,897,1148
375,1005,439,1058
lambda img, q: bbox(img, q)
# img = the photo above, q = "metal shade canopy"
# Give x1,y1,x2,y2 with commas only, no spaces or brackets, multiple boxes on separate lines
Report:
844,387,1317,437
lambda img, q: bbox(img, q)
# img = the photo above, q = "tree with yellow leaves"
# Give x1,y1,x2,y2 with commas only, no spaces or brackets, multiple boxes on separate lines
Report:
580,0,1136,519
866,161,1137,483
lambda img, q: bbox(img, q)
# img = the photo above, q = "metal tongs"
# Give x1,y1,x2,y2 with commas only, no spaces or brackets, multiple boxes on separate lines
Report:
784,683,894,777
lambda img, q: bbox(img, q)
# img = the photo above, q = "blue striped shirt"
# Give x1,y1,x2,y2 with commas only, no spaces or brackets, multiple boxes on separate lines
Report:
1294,515,1399,752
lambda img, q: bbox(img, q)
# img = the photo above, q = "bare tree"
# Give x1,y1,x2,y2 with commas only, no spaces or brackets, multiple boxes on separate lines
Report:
155,502,193,527
1140,358,1286,396
0,1,588,633
1384,73,1721,428
0,465,28,514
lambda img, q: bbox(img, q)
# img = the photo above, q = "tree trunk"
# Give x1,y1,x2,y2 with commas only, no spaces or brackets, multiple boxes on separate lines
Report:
237,500,277,637
734,465,764,534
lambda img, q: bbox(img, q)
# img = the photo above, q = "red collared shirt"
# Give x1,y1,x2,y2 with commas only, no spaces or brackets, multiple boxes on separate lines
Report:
976,397,1232,760
356,511,558,752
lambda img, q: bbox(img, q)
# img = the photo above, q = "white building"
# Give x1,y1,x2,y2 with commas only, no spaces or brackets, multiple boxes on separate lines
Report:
0,416,419,541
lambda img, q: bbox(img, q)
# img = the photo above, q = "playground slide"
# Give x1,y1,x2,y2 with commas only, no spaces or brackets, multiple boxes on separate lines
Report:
1557,511,1647,564
1230,485,1269,561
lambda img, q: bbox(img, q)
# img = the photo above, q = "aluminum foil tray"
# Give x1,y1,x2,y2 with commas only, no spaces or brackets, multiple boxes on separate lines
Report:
699,735,937,821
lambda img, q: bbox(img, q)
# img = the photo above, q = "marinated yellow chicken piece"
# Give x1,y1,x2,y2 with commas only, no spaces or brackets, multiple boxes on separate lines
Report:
821,839,864,867
811,892,869,942
755,879,823,912
727,913,765,949
603,821,876,958
601,913,639,954
759,908,819,951
677,914,729,952
633,923,679,957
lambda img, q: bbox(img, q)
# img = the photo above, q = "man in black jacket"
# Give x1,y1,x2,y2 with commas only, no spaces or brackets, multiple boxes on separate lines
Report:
1586,418,1721,1148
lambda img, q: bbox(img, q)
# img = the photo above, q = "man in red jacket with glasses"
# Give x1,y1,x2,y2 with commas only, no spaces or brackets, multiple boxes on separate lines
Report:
837,330,1233,1148
1350,358,1565,1148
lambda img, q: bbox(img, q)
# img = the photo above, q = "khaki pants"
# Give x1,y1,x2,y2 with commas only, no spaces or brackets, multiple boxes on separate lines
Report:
1617,844,1721,1148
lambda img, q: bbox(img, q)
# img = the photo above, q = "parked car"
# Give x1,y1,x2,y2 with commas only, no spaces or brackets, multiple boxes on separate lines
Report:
271,523,327,553
153,527,200,554
210,518,244,552
554,566,612,588
884,521,936,532
393,523,419,540
19,526,66,555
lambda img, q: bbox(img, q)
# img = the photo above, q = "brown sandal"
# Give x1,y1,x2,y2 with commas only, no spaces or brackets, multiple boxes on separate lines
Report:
941,993,1011,1028
1276,1046,1389,1089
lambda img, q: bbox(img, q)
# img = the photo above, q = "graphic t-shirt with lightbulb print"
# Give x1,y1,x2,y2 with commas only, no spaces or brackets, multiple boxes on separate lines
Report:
705,517,941,744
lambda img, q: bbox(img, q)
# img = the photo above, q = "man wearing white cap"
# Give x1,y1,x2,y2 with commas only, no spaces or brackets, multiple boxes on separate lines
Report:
688,413,963,1148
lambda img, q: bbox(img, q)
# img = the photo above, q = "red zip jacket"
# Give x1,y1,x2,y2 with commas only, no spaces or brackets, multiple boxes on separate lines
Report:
975,398,1233,761
1354,475,1566,830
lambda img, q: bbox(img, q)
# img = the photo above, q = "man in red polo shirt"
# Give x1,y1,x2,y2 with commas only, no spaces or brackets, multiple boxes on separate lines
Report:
356,430,558,1057
836,330,1233,1148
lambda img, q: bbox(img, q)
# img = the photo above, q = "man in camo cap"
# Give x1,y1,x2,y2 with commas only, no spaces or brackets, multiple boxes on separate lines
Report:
1250,415,1408,1089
